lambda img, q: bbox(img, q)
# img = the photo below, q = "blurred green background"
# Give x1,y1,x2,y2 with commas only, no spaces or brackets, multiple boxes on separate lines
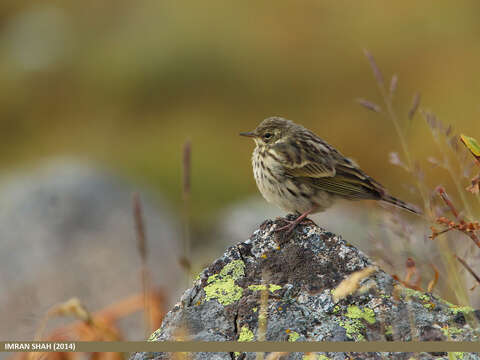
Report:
1,0,480,228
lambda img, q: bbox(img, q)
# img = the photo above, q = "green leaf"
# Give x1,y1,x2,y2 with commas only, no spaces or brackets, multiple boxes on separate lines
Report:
460,134,480,159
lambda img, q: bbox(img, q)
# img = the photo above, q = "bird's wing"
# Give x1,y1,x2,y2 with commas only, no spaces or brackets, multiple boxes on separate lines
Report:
271,137,385,200
308,157,385,199
270,139,336,178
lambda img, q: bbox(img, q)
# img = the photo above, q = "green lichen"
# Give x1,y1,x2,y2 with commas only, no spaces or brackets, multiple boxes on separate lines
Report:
219,259,245,279
385,325,393,336
332,305,340,314
402,287,430,302
450,305,475,315
423,303,435,309
336,305,376,341
147,328,162,341
451,352,465,360
238,325,255,342
204,260,245,306
288,331,300,342
338,319,365,341
441,326,465,337
252,307,257,313
234,325,255,357
248,284,282,293
346,305,376,324
194,271,202,282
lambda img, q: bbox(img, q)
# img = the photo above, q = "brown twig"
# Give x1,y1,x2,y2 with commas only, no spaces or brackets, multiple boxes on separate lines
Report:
456,255,480,285
431,187,480,248
436,186,460,219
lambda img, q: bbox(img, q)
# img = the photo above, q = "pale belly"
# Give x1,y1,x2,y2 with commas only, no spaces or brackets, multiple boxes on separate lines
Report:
252,151,333,214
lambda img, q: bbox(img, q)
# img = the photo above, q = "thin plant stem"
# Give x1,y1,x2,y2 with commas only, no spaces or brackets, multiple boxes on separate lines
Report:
182,140,192,288
433,134,474,219
364,50,430,217
133,192,152,336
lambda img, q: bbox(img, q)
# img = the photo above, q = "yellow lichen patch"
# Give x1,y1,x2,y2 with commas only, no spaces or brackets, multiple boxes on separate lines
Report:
147,328,162,341
337,305,376,341
288,331,300,342
338,318,365,341
401,287,430,303
234,325,255,357
346,305,376,324
385,325,393,336
204,260,245,306
238,325,254,342
450,305,475,315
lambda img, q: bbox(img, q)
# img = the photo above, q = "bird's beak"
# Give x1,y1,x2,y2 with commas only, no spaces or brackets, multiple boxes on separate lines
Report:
239,131,256,138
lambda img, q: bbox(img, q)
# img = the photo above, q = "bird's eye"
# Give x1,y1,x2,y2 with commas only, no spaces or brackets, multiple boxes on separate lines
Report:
263,133,272,140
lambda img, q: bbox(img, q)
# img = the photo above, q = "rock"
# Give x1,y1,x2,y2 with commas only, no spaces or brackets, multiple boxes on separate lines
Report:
0,159,182,341
132,217,480,360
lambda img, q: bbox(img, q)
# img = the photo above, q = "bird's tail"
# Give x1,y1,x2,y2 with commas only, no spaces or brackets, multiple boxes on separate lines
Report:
381,194,422,215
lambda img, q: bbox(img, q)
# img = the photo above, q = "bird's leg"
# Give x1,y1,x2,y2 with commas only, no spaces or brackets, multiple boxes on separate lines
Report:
275,205,319,234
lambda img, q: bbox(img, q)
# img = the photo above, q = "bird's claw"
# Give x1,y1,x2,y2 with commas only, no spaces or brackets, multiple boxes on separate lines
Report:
275,217,305,235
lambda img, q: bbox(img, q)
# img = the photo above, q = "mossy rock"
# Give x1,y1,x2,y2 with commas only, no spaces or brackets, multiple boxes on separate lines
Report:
131,218,480,360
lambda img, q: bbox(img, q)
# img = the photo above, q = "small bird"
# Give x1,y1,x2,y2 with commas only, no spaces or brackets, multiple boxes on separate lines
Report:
240,116,421,234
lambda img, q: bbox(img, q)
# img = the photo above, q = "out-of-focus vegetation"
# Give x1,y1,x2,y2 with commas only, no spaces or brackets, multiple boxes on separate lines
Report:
2,2,480,350
1,1,480,228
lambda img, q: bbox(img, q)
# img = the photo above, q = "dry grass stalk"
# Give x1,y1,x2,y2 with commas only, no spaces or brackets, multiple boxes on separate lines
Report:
183,140,191,200
423,113,474,217
182,139,192,286
427,265,439,292
392,258,439,292
172,326,191,360
13,290,167,360
255,275,270,360
33,298,93,345
332,266,377,302
408,92,421,120
265,353,288,360
363,49,430,214
389,74,398,99
363,49,384,86
356,98,381,112
132,192,152,336
456,255,480,285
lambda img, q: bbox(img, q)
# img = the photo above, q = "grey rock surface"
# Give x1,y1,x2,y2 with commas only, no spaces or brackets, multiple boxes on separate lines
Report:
0,159,182,341
132,217,480,360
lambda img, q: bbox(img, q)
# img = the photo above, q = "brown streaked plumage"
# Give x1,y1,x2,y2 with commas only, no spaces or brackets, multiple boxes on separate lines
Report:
240,116,421,233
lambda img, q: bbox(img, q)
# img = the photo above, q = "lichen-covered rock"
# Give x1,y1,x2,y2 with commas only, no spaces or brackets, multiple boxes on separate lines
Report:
132,217,480,360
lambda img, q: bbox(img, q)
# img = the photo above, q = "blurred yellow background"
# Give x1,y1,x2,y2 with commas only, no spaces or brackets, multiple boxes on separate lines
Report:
1,0,479,226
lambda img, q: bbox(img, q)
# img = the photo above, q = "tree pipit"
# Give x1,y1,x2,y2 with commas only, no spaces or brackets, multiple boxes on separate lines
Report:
240,116,421,234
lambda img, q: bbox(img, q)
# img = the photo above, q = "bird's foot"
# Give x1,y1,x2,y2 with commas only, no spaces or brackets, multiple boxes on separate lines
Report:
275,215,312,235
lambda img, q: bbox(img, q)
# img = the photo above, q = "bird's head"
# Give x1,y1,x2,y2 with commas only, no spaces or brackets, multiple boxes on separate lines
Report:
240,116,296,148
